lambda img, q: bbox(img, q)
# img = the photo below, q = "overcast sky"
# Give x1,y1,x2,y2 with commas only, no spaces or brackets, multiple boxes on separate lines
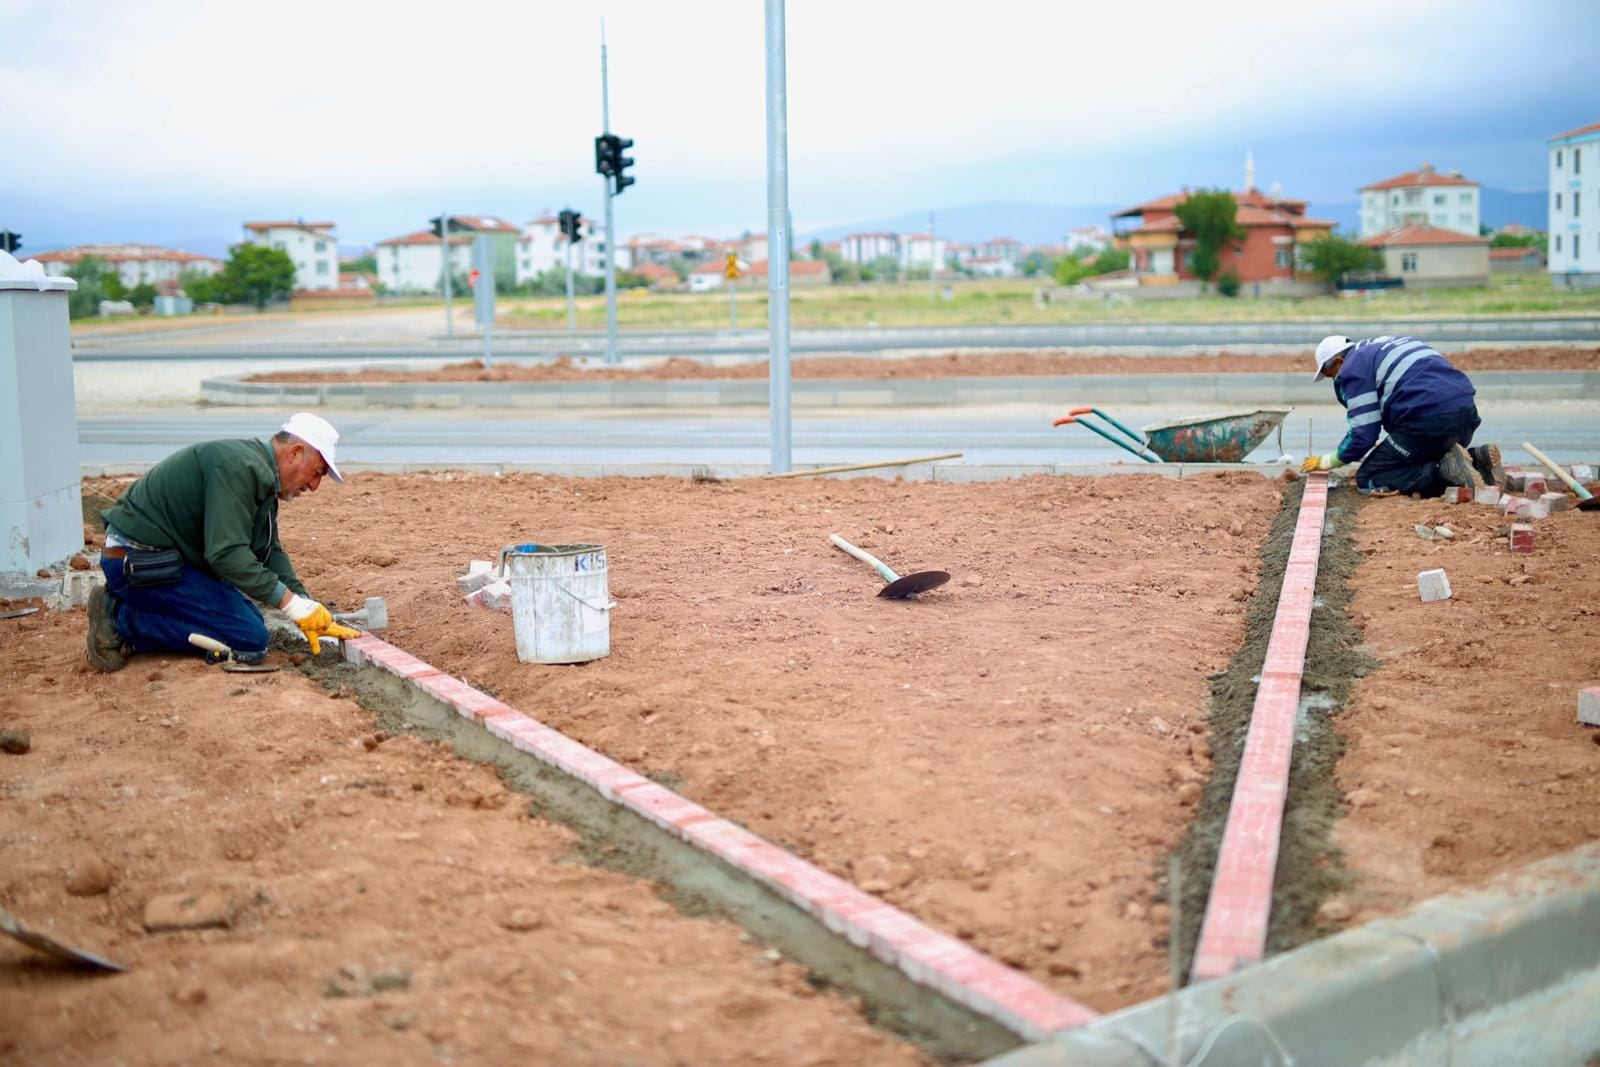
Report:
5,0,1598,253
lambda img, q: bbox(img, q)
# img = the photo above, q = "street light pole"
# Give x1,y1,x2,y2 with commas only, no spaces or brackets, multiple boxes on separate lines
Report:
565,233,576,335
928,209,937,302
764,0,792,473
441,210,453,338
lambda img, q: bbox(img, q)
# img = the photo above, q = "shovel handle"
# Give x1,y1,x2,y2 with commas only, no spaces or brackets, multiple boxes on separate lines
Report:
1522,441,1593,500
829,534,901,585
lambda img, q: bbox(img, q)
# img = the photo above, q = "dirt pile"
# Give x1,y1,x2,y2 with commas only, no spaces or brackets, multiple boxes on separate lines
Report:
242,345,1600,385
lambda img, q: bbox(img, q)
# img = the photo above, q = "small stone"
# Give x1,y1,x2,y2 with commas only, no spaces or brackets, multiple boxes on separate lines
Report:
1414,524,1435,540
500,908,548,932
361,734,381,751
1123,902,1148,921
1227,521,1244,537
36,569,51,579
66,854,114,896
1168,763,1205,786
1316,898,1353,924
1046,960,1081,978
172,978,208,1005
1347,788,1380,809
1404,786,1427,799
1417,568,1452,603
1432,526,1454,539
1175,782,1203,806
0,729,31,755
69,554,91,571
289,653,306,667
1149,904,1172,928
143,892,234,932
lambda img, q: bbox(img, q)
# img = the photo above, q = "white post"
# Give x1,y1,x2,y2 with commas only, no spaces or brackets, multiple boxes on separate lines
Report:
0,258,82,580
441,211,454,338
764,0,792,473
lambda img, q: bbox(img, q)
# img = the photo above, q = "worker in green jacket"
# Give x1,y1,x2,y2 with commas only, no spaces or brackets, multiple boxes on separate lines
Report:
87,412,360,671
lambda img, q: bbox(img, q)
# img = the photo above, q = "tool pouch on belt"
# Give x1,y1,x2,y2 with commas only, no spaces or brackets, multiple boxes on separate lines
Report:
123,548,184,588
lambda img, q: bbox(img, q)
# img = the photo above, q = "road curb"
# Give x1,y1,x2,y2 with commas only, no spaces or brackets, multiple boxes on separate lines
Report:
338,632,1099,1044
986,842,1600,1066
198,369,1600,409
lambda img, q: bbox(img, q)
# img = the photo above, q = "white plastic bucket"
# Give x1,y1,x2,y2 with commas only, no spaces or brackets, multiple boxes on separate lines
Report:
499,543,614,664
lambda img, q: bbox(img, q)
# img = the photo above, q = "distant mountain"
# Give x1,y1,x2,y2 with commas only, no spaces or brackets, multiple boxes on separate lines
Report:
801,201,1122,247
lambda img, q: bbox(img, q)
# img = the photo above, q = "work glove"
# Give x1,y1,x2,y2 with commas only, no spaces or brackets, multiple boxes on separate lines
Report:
283,595,361,655
1300,452,1340,474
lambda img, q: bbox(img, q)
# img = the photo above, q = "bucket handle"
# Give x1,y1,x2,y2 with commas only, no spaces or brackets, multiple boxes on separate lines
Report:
556,583,617,613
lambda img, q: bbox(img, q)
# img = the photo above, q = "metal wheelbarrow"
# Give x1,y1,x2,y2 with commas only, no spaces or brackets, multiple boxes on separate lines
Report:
1052,406,1292,464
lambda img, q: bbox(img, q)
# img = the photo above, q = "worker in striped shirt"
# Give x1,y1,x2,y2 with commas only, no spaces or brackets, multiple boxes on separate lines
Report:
1300,335,1502,496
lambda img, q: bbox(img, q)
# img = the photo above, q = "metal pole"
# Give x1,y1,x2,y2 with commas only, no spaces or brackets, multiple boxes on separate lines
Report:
601,26,620,364
763,0,792,473
729,275,737,331
564,235,576,335
928,209,937,301
441,210,453,338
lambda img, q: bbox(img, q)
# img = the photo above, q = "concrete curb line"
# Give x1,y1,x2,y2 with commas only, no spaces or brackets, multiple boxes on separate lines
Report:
338,632,1098,1042
1191,474,1329,980
986,843,1600,1066
198,369,1600,409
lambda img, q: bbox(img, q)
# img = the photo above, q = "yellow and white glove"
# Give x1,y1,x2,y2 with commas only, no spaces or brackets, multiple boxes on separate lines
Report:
1300,452,1341,474
283,594,361,655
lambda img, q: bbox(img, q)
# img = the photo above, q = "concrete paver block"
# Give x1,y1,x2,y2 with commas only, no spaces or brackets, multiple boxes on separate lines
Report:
1523,475,1548,495
1515,499,1551,520
1509,523,1536,554
1418,568,1452,602
1579,687,1600,727
1541,492,1572,513
465,580,513,612
455,559,495,594
1442,486,1473,504
1502,495,1529,515
1570,463,1595,483
1475,486,1502,506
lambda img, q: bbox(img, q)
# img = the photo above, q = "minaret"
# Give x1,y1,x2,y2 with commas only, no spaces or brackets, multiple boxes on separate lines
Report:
1245,150,1256,194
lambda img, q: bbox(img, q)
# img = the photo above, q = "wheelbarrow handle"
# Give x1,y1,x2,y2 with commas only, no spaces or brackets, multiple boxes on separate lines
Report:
1051,406,1096,426
1052,407,1161,463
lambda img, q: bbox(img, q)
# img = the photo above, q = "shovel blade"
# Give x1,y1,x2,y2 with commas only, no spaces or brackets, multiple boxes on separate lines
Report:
0,907,125,972
878,570,951,600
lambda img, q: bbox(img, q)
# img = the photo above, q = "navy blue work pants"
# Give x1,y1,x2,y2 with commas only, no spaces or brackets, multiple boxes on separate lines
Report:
1355,403,1481,497
100,555,270,662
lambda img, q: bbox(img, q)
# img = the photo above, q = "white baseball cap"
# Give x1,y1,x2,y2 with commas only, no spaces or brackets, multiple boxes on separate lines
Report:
280,412,344,482
1313,335,1355,380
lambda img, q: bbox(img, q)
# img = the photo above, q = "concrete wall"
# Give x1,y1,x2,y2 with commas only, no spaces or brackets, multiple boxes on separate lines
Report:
1380,243,1490,289
0,287,82,573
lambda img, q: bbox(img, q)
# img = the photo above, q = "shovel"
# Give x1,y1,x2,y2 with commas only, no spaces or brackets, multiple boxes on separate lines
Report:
829,534,950,600
0,904,126,972
1522,442,1600,512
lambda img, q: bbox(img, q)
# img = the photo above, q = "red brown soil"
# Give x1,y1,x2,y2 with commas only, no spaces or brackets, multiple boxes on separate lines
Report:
1327,491,1600,925
245,345,1600,384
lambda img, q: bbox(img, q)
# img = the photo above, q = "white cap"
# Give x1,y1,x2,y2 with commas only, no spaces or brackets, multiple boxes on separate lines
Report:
1313,335,1355,380
280,412,344,482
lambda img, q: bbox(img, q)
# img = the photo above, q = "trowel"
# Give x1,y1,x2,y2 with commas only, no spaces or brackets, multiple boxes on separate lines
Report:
0,904,126,972
829,534,950,600
187,633,281,673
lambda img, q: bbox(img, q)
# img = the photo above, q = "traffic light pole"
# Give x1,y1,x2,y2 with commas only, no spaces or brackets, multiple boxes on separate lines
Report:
564,237,576,335
440,211,454,339
929,210,937,302
764,0,792,472
600,30,620,364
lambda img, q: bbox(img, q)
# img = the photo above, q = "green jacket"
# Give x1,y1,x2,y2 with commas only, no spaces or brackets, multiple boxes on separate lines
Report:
102,438,309,606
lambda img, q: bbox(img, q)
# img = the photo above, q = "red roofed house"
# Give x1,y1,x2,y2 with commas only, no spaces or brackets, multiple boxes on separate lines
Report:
1489,245,1545,273
743,259,832,287
1363,224,1489,289
632,262,681,291
1111,186,1335,288
1359,164,1479,238
374,214,519,293
241,220,339,291
27,244,222,289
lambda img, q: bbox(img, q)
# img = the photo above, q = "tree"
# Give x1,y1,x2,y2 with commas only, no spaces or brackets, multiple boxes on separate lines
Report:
1172,189,1245,289
1018,251,1056,277
127,282,158,310
1053,247,1128,286
1216,269,1241,298
341,253,378,274
219,243,297,309
64,256,120,319
865,254,900,282
1299,233,1384,285
1490,231,1547,253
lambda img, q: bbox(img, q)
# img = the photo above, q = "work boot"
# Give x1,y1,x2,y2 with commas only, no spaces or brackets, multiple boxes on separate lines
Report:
1469,443,1504,488
1439,443,1484,490
85,585,128,672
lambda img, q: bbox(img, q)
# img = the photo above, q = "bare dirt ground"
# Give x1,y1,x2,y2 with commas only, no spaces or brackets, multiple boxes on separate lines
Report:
1328,491,1600,924
245,345,1600,384
6,469,1599,1063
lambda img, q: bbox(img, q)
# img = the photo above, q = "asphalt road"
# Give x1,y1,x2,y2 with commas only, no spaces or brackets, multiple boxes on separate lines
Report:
76,400,1600,471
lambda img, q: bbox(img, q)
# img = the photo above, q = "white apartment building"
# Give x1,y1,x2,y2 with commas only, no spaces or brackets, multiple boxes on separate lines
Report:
839,232,900,265
374,230,473,293
900,233,948,273
515,215,606,285
240,220,339,291
27,244,221,288
975,237,1023,263
1064,225,1110,254
1358,165,1479,238
1549,119,1600,288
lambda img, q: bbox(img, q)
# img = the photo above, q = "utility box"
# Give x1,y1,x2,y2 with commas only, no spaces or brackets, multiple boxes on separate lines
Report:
0,256,82,575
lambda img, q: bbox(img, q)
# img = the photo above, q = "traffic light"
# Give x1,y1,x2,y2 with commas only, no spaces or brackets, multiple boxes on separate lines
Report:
558,209,582,243
0,231,20,254
429,215,454,238
594,133,636,196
